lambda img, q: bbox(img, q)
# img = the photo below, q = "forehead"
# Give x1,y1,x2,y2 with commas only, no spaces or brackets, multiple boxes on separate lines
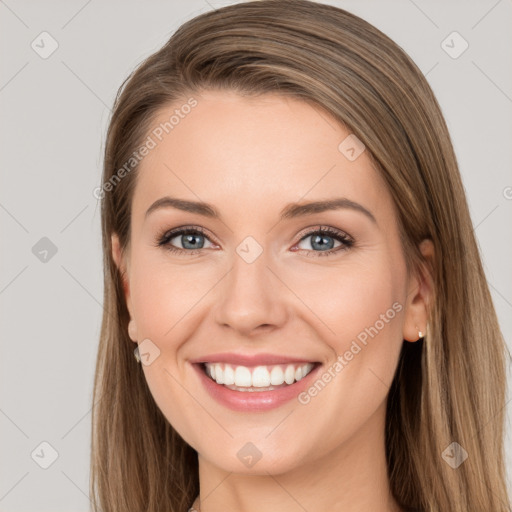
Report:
132,90,392,223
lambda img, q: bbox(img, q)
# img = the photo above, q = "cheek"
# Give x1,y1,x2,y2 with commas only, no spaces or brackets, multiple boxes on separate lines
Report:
282,257,405,447
127,250,212,443
287,254,406,401
126,251,224,433
128,248,217,342
291,256,404,344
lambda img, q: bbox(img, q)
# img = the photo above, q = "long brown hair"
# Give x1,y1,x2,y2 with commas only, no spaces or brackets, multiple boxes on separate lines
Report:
90,1,511,510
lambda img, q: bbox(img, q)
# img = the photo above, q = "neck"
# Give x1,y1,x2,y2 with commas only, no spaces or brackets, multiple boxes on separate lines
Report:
193,401,403,512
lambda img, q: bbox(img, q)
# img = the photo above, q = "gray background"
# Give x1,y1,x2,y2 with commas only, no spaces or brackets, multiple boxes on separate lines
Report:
1,0,511,510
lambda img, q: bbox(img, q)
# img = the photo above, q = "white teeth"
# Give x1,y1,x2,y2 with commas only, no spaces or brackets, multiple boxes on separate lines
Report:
223,364,235,385
284,365,296,385
234,366,252,387
270,366,284,385
251,366,271,387
204,362,315,389
214,363,224,384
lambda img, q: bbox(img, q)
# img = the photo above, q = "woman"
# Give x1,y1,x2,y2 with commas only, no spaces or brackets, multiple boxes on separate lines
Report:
90,1,511,511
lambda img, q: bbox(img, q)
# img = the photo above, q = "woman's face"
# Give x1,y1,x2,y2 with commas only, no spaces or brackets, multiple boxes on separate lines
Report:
112,90,429,474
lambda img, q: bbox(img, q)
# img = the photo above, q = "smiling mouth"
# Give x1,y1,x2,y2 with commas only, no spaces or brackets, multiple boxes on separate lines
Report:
199,361,320,392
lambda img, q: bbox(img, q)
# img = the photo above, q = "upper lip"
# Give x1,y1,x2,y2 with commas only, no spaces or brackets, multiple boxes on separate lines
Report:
189,352,319,367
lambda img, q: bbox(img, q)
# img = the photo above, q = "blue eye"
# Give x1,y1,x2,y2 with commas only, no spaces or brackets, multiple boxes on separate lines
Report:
155,225,354,257
293,226,354,257
156,226,214,255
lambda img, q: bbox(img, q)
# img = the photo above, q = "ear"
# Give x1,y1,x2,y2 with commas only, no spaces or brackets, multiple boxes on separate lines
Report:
402,239,435,342
111,233,133,318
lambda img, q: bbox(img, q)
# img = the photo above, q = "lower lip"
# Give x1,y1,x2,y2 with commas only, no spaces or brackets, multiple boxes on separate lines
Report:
192,362,322,412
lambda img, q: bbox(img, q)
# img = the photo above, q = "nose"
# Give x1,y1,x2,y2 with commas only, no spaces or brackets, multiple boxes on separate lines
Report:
214,247,289,337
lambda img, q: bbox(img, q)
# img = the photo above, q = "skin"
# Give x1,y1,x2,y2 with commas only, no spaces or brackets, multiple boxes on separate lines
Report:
112,90,434,512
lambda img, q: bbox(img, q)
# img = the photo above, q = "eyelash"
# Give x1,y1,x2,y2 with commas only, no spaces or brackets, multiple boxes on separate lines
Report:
154,225,354,258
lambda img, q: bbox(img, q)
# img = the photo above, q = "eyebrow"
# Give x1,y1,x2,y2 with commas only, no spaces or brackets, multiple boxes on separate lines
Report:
145,196,377,224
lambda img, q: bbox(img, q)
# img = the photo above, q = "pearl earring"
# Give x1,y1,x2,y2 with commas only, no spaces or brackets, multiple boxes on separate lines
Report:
134,345,141,363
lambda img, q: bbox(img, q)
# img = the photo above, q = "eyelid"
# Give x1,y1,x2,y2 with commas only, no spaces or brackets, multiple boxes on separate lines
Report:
160,225,215,241
294,224,354,243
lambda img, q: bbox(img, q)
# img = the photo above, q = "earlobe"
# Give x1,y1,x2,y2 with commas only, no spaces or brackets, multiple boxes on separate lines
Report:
128,319,138,342
402,238,435,343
